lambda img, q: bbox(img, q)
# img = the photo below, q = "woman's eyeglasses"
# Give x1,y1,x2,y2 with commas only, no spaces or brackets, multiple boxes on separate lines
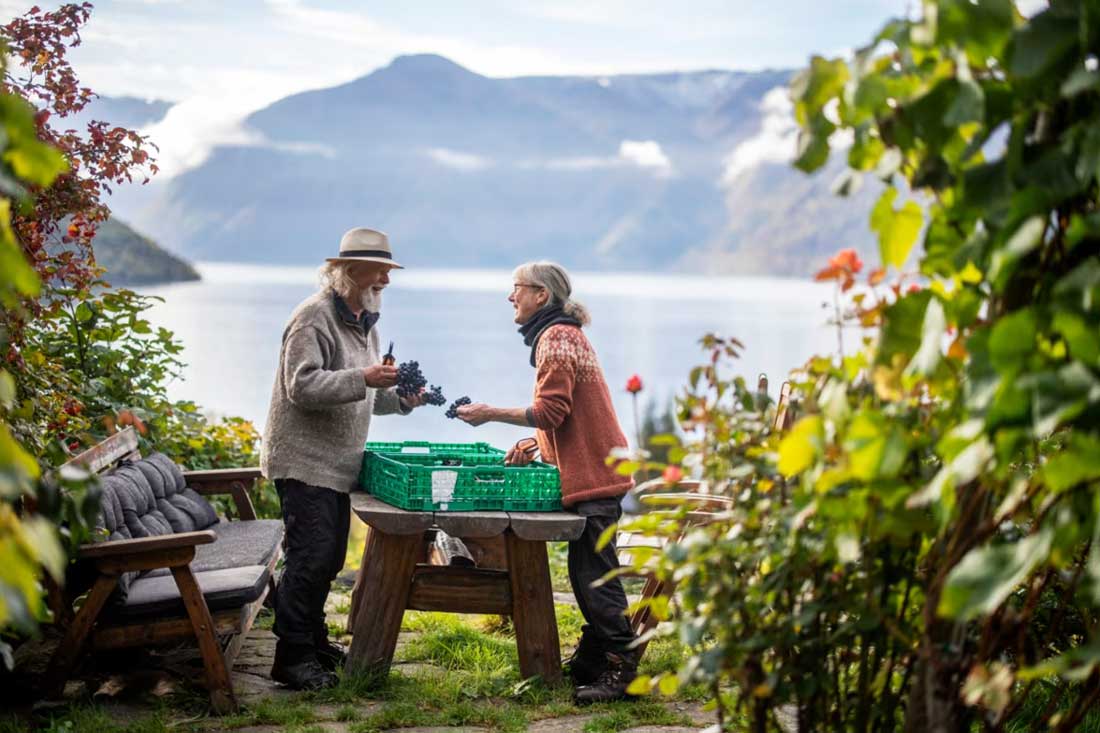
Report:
511,283,542,294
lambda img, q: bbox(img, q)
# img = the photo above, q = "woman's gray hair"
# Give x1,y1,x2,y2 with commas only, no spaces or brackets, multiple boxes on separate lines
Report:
513,261,591,326
318,261,358,301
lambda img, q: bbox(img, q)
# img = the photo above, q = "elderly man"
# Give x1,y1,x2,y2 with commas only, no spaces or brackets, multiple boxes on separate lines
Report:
261,228,422,690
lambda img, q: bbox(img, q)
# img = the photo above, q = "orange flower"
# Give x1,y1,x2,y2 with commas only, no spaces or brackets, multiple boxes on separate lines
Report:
814,249,865,292
829,248,863,273
626,374,643,394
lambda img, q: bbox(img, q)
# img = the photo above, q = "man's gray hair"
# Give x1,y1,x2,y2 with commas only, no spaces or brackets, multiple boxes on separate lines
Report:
318,261,358,301
512,260,591,326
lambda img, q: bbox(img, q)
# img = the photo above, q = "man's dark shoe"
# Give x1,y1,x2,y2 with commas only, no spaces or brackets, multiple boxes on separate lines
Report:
271,644,338,690
573,651,639,705
315,638,347,672
563,638,606,686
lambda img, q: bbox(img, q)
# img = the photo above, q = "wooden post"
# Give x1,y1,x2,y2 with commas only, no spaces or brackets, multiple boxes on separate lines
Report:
505,530,562,683
171,566,237,714
345,529,421,676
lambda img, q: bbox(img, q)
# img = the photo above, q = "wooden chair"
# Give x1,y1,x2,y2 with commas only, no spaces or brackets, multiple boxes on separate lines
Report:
43,427,279,713
620,380,793,656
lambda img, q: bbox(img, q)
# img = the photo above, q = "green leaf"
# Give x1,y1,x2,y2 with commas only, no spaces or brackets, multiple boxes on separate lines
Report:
870,187,923,269
988,308,1037,372
844,411,907,481
778,415,824,478
790,55,850,125
939,527,1054,621
1052,310,1100,364
1061,68,1100,97
989,216,1045,290
1054,259,1100,311
1066,213,1100,255
905,296,946,377
1085,493,1100,606
595,521,618,551
794,113,835,173
1043,433,1100,492
1009,9,1079,80
878,290,933,365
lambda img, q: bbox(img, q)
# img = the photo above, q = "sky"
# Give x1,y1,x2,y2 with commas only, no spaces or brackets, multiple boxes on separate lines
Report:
2,1,916,101
0,1,933,179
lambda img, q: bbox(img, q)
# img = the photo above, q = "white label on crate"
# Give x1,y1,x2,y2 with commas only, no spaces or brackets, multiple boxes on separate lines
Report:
432,470,458,506
401,446,430,454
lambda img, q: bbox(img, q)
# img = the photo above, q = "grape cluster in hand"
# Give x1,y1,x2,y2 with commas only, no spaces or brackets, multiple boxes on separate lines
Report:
396,361,427,398
423,385,446,406
446,396,472,419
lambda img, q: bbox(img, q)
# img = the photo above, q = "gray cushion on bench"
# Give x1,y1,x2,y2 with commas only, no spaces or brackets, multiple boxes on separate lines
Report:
143,519,284,578
96,452,221,600
104,565,270,621
98,453,219,540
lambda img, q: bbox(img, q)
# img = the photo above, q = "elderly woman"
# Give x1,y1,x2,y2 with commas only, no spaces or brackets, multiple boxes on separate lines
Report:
457,261,638,704
261,228,423,690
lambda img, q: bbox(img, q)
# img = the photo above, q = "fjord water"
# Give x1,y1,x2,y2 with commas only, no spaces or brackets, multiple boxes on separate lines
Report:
142,263,844,450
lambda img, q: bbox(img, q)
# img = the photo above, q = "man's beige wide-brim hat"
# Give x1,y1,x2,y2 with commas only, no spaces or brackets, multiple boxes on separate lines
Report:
326,227,404,268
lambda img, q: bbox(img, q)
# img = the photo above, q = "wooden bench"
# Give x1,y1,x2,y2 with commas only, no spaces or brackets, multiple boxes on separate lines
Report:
346,494,585,682
44,426,280,713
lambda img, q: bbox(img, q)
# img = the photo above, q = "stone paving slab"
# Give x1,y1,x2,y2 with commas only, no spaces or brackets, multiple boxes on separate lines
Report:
620,727,700,733
526,714,594,733
384,728,488,733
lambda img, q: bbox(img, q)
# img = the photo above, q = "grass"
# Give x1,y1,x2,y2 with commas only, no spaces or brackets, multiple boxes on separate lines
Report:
220,697,316,729
252,606,274,630
13,578,701,733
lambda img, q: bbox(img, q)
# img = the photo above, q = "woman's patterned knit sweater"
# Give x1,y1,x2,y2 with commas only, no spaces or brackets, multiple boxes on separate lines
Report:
528,324,634,507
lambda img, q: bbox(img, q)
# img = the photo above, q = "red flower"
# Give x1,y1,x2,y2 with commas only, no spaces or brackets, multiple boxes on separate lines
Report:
662,465,683,484
626,374,643,394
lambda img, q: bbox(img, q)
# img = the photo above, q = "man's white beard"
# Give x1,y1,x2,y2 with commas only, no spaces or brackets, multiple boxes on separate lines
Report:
359,288,381,313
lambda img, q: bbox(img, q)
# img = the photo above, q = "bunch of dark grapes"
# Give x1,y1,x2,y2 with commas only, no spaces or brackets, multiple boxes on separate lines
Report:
423,385,446,406
396,361,427,398
446,396,472,419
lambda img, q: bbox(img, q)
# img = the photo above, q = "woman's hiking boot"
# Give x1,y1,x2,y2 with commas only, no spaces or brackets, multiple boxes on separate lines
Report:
271,643,338,690
573,650,639,705
563,637,606,686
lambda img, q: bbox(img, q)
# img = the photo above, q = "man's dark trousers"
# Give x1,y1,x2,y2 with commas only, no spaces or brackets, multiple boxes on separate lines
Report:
273,479,350,651
568,497,637,653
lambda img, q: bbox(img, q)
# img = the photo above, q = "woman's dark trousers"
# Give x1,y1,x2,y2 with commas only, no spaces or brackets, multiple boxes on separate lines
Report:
273,479,350,653
568,497,637,655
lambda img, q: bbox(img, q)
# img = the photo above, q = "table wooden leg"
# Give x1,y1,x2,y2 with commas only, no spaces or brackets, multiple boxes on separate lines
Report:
347,525,371,634
505,531,562,683
345,529,421,676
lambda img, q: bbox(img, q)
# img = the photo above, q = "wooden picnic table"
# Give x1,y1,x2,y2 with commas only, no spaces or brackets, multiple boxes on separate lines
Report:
345,494,586,682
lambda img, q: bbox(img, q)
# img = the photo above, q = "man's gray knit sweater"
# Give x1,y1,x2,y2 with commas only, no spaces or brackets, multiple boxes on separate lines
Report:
261,289,407,492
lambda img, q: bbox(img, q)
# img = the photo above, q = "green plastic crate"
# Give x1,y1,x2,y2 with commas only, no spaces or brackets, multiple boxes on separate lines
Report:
364,440,505,458
359,441,561,512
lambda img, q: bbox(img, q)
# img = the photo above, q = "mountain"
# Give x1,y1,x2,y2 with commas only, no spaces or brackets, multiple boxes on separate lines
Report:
120,55,875,277
93,218,200,286
64,95,173,133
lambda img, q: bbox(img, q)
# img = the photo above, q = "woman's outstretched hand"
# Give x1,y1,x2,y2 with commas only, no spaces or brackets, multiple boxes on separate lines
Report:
456,402,493,426
400,390,427,410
